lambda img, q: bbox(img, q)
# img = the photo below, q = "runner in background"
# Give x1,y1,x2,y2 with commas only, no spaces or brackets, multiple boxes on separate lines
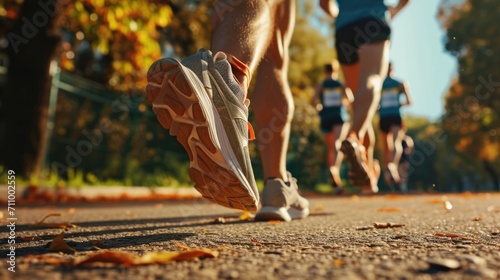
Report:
312,61,354,193
320,0,411,194
378,62,413,187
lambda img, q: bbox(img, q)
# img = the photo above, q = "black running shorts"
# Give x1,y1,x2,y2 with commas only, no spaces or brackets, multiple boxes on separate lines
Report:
320,115,345,133
379,115,402,133
335,17,391,65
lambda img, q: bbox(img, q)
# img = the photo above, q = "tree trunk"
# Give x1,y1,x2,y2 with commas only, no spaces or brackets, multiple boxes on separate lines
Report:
483,160,500,191
1,1,62,177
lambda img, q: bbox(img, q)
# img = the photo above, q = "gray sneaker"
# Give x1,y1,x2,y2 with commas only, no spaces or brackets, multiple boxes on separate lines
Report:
255,172,310,222
146,50,259,211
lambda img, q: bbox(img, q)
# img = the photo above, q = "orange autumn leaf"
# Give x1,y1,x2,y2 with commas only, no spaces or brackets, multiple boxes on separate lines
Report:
268,220,281,225
137,251,178,264
74,251,137,266
138,249,218,264
74,248,219,266
170,249,219,261
34,213,62,225
34,213,78,229
49,232,76,253
377,207,402,212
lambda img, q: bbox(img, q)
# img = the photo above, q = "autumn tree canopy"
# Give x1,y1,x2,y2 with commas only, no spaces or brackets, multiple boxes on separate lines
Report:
440,0,500,162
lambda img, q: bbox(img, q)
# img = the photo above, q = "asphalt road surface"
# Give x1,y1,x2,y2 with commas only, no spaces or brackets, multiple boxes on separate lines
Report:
1,193,499,279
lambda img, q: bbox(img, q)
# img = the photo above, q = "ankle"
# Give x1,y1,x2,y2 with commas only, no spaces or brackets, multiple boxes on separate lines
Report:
226,53,251,93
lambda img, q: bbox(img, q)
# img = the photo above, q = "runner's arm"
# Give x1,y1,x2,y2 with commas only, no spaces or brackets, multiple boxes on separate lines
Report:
400,81,413,106
388,0,411,19
319,0,339,18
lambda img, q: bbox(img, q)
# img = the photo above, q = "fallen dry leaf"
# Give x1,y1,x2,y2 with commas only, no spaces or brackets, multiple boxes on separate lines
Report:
74,248,219,266
434,233,472,240
373,222,405,229
268,220,281,225
168,249,219,261
250,237,265,247
239,211,254,221
377,207,402,212
34,213,62,225
472,217,482,222
74,251,137,266
33,213,78,229
49,232,76,253
137,251,178,264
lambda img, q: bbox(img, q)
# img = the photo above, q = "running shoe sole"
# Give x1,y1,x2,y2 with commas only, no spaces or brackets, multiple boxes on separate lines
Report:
340,139,372,187
255,206,309,222
146,58,258,211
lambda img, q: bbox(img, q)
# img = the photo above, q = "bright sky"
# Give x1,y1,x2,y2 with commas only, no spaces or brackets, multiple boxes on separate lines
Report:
387,0,458,121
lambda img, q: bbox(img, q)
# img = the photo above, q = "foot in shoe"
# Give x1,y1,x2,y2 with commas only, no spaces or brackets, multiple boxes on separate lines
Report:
146,50,258,211
255,172,309,222
340,136,378,193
